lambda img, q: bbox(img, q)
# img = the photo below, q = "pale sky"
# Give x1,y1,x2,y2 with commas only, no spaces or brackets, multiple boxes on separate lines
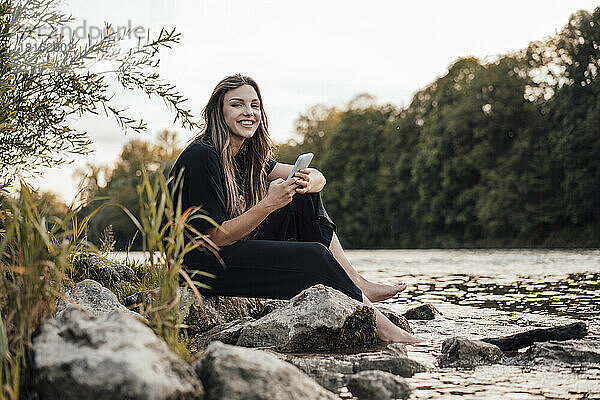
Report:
29,0,599,204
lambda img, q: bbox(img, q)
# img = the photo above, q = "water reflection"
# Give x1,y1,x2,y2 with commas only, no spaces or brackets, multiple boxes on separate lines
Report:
345,250,600,399
395,272,600,319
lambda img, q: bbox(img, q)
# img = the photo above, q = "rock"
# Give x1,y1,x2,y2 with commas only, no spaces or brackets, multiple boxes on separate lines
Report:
278,343,425,391
189,317,255,352
377,306,414,333
384,342,409,358
438,337,504,368
193,341,337,400
33,308,203,400
253,299,288,319
347,370,412,400
71,253,141,297
56,279,137,318
351,351,426,377
237,284,378,352
125,287,263,333
520,339,600,365
279,354,355,391
402,303,441,320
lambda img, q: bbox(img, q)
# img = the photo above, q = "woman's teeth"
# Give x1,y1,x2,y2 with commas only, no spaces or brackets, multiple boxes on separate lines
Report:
239,121,253,127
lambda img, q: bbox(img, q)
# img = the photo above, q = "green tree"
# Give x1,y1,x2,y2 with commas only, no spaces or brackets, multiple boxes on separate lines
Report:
0,0,198,184
79,130,182,250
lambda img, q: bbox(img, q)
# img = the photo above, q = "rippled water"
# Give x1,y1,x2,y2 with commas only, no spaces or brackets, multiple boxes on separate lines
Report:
113,249,600,399
348,249,600,399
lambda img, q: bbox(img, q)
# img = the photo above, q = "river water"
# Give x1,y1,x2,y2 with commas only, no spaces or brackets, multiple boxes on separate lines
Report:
112,249,600,399
352,249,600,399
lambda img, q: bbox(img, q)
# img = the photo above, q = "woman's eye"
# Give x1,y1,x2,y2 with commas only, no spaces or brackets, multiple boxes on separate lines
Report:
252,104,260,108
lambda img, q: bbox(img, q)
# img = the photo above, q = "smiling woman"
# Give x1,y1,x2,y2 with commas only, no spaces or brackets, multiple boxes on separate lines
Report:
169,73,420,344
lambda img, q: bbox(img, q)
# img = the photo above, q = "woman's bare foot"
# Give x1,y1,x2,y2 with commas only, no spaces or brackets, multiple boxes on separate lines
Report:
364,294,423,344
378,328,424,344
359,277,407,302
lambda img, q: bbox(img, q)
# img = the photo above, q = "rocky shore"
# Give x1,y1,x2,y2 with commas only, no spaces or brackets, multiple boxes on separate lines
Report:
29,255,598,399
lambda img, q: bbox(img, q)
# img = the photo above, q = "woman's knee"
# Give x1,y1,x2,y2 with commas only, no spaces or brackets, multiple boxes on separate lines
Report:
305,241,330,260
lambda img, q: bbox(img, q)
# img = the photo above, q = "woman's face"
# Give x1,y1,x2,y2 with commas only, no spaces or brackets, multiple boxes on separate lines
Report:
222,84,261,144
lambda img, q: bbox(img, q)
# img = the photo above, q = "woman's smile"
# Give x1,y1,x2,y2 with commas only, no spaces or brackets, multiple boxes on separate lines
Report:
223,84,262,151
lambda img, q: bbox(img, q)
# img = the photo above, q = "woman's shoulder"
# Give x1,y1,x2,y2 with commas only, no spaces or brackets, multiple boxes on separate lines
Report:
176,138,220,165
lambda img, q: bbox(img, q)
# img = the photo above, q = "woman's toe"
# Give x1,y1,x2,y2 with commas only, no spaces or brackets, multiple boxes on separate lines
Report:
397,282,407,293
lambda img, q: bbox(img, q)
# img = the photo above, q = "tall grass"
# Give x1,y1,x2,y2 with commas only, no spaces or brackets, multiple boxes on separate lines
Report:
0,182,89,400
120,168,220,361
0,169,220,398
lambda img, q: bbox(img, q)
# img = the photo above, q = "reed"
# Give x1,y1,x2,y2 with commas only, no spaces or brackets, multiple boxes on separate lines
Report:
0,169,219,398
0,182,88,400
119,168,220,361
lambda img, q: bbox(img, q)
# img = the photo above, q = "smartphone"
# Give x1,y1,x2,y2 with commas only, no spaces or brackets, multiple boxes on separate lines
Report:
287,153,314,180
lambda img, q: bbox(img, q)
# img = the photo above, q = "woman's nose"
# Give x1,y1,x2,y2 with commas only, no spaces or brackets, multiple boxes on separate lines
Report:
243,105,254,115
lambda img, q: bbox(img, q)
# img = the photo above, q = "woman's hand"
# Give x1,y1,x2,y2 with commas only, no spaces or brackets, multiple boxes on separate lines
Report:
293,168,312,194
263,177,299,210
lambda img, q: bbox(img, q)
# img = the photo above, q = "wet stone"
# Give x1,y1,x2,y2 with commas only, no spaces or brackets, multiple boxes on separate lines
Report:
438,337,504,368
519,339,600,365
346,370,412,400
402,303,441,320
377,306,414,333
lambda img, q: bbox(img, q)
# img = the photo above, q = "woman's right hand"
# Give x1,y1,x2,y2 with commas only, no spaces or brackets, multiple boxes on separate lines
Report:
263,177,299,210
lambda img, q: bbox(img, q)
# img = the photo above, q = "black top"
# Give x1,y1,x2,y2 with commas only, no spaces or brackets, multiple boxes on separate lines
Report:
169,138,276,233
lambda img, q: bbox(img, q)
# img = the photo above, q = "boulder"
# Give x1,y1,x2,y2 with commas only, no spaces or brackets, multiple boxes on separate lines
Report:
279,354,354,391
70,253,141,297
33,308,203,400
237,284,378,352
278,343,425,391
402,303,441,320
253,299,288,319
520,339,600,365
193,341,337,400
351,351,426,377
377,306,413,333
56,279,137,318
189,317,255,352
347,370,412,400
438,337,503,368
125,287,263,333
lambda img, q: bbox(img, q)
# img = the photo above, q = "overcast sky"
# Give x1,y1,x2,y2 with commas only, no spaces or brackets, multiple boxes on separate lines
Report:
30,0,599,204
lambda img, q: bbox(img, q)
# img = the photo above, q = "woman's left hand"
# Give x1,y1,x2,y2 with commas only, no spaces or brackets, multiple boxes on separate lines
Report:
294,169,311,194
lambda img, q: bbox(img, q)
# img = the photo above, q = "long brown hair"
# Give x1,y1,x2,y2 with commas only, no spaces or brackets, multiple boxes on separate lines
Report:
192,74,273,219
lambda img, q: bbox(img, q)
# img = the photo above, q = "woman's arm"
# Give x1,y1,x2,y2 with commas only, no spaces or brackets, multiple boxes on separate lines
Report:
267,163,326,193
206,176,299,246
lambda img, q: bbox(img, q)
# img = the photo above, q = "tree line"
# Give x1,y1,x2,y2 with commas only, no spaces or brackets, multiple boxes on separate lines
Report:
77,8,599,249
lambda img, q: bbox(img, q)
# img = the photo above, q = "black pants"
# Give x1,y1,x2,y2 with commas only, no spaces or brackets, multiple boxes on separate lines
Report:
183,192,363,302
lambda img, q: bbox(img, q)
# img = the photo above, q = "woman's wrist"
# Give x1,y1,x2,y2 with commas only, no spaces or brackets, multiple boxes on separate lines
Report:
257,197,277,213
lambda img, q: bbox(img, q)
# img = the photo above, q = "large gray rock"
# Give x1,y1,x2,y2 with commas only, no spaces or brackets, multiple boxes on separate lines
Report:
347,370,412,400
125,287,263,333
33,308,203,400
438,337,504,368
520,339,600,365
193,341,337,400
252,299,288,319
71,253,141,296
237,284,378,352
57,279,137,318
